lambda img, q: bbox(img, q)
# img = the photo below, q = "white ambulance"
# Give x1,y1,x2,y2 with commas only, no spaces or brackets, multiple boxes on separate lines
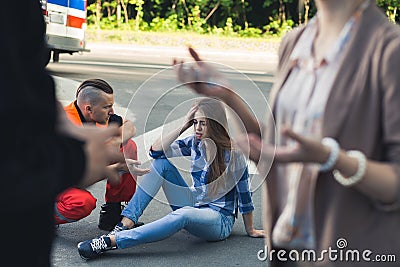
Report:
40,0,90,64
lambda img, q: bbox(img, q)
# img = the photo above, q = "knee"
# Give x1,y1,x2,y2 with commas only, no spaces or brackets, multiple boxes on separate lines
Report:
55,189,97,223
69,190,97,212
82,194,97,212
170,206,196,221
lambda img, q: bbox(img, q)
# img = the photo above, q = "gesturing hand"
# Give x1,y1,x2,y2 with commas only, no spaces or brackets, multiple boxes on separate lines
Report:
236,127,329,169
125,159,151,176
173,47,232,99
80,124,126,188
274,127,329,164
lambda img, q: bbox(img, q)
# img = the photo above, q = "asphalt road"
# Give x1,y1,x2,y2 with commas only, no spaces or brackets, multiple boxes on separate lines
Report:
48,43,277,267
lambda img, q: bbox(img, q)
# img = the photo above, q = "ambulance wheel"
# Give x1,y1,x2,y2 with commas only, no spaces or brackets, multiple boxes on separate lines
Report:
53,51,60,63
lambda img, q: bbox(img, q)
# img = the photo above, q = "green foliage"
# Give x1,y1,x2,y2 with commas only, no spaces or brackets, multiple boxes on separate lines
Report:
85,0,398,38
223,17,235,36
376,0,400,22
188,5,206,33
149,14,180,32
263,0,295,8
99,15,118,29
86,3,98,25
264,18,294,37
238,27,263,38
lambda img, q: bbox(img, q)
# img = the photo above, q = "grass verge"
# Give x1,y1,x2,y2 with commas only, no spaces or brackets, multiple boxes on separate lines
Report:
85,29,282,53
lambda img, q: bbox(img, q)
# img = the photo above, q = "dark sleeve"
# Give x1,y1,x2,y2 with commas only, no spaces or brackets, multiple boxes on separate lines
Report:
0,2,88,265
47,135,87,195
3,135,87,204
109,114,123,127
1,1,57,129
0,1,86,203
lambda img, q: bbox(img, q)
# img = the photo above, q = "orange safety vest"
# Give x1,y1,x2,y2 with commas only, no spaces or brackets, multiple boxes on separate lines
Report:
64,101,108,127
62,101,137,203
64,101,84,126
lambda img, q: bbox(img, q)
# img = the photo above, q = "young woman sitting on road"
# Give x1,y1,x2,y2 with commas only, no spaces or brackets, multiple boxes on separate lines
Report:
77,97,264,260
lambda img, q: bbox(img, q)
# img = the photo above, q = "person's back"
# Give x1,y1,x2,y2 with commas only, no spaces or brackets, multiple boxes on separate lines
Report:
0,1,86,265
0,3,128,265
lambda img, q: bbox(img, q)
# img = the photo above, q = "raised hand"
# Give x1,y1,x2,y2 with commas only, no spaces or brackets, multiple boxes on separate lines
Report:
173,47,232,99
173,48,261,137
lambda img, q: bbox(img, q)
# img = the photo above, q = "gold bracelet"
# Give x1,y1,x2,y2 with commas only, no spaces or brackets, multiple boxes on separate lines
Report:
333,150,366,187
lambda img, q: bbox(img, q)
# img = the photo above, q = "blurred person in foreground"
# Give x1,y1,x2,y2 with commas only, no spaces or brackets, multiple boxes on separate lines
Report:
173,0,400,266
0,1,128,266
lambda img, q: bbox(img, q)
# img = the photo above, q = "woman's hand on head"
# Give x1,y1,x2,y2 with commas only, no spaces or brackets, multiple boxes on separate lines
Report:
173,47,232,99
186,105,198,126
180,105,198,134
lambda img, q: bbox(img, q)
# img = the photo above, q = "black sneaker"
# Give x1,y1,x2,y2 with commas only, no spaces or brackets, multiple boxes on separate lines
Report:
98,202,123,231
99,202,145,232
77,236,113,260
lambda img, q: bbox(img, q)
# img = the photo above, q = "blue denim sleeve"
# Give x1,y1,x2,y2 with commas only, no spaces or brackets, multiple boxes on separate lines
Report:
236,168,254,214
149,136,194,159
149,147,167,159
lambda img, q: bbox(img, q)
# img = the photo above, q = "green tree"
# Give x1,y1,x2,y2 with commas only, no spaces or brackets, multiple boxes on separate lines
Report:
85,0,397,37
263,0,295,24
377,0,399,22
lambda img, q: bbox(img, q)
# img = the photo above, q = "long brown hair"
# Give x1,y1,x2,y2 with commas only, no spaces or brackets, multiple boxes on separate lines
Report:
195,98,231,196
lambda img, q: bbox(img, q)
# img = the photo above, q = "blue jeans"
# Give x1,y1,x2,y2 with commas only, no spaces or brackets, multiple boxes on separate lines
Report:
116,158,235,249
